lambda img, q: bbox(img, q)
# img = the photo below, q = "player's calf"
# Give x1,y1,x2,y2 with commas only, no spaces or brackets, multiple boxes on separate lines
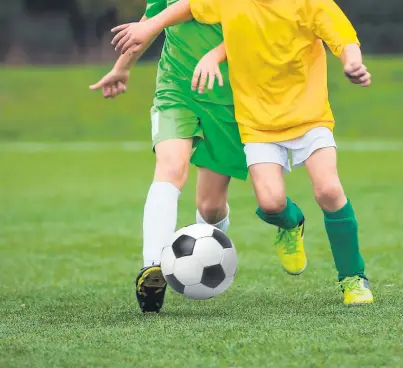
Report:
196,203,230,233
196,168,230,226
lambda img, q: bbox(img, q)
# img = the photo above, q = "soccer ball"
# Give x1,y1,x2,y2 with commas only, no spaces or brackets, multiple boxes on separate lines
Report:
161,224,237,300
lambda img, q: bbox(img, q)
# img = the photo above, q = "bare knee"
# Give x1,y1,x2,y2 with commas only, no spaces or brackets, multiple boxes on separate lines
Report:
249,163,286,214
258,194,287,214
314,181,346,211
197,198,227,223
196,168,230,223
155,156,189,190
254,179,286,213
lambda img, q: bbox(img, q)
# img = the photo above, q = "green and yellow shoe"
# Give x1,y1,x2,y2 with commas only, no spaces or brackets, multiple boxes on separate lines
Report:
338,275,374,306
275,220,307,275
135,266,167,313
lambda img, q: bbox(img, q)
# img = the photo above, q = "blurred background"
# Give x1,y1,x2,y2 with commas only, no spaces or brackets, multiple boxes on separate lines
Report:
1,0,402,66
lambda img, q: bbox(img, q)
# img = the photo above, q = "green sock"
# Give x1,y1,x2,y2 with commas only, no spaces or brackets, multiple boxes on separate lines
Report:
323,199,366,280
256,197,304,229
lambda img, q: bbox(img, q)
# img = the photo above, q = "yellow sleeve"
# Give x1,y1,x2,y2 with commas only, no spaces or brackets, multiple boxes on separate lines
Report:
310,0,359,57
189,0,221,24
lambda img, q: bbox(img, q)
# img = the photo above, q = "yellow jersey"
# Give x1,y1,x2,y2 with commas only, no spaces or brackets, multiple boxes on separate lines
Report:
189,0,359,143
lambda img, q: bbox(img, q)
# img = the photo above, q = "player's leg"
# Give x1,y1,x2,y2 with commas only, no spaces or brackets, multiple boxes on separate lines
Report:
137,105,202,313
143,138,193,266
244,142,306,275
190,102,247,233
299,127,373,305
195,167,231,233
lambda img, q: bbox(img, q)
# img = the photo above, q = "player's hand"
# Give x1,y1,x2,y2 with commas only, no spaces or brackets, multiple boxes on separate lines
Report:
192,52,224,94
89,69,129,98
111,22,155,54
344,62,371,87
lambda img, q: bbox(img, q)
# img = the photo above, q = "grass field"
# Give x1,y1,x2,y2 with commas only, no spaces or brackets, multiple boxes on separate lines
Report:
1,60,403,367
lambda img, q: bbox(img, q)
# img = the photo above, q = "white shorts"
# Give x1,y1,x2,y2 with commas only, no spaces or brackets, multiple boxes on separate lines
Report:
244,127,336,172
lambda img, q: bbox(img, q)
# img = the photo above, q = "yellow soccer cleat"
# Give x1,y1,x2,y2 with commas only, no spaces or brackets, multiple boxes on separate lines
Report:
339,276,374,306
275,220,307,275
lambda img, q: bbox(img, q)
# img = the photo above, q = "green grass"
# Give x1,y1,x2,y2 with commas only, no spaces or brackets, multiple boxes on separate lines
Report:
1,148,403,367
1,59,403,367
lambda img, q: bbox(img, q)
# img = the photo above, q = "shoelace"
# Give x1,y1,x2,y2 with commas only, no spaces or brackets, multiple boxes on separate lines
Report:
337,275,363,294
275,228,299,255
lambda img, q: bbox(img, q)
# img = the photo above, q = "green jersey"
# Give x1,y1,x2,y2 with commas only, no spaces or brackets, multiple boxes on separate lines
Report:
145,0,233,105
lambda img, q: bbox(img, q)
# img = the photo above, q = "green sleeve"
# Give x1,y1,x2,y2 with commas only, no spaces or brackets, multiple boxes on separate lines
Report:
145,0,167,18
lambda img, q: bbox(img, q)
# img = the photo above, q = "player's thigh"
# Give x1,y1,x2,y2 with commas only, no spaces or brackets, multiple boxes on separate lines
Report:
304,146,338,184
151,104,199,187
291,127,337,169
245,142,287,212
295,128,342,191
154,139,193,187
191,103,248,181
196,167,231,212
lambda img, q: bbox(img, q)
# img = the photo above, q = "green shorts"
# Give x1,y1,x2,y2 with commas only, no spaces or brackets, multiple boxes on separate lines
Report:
151,95,247,180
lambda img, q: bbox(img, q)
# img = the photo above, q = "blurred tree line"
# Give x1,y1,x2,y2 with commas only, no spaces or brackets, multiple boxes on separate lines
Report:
0,0,402,64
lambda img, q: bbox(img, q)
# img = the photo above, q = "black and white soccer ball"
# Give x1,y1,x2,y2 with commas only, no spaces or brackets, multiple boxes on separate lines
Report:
161,224,237,300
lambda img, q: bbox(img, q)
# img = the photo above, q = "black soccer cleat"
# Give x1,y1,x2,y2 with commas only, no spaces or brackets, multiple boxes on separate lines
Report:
135,266,167,313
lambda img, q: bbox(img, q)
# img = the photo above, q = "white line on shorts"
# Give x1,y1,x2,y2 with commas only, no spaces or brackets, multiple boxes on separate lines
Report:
0,140,402,153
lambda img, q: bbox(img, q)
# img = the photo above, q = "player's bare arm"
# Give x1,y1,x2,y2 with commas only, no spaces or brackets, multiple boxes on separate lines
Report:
192,43,226,94
89,51,132,98
310,0,371,87
91,16,157,98
112,0,193,54
341,44,371,87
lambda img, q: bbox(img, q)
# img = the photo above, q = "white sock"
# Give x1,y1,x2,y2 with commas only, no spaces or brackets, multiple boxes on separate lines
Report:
196,204,230,233
143,182,181,267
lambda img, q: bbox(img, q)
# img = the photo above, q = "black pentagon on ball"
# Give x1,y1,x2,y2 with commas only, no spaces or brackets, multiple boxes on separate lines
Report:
201,264,226,288
212,229,233,249
172,235,196,258
165,274,185,294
